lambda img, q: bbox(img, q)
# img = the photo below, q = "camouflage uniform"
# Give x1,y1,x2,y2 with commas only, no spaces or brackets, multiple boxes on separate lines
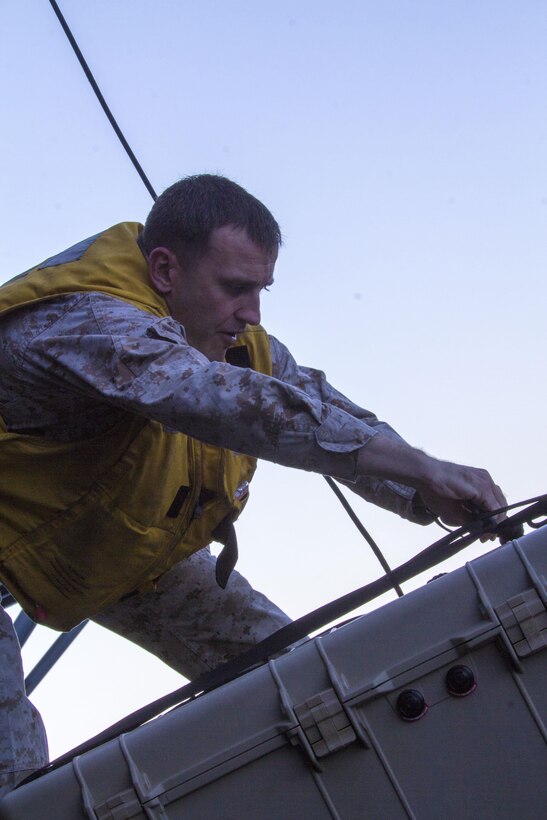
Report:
93,546,292,677
0,604,48,795
0,293,427,789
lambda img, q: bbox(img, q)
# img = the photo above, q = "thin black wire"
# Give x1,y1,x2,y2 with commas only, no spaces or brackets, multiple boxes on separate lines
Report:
7,0,160,697
48,0,398,598
324,476,404,596
48,0,158,202
46,0,535,689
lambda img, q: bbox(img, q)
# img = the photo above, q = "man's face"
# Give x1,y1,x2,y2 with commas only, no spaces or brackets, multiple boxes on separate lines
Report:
162,225,277,362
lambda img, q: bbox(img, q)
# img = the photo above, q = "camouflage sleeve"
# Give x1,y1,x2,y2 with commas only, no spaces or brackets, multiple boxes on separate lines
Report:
269,335,433,524
1,293,384,482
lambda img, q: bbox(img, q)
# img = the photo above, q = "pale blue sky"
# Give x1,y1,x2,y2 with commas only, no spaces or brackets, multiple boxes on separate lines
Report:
1,1,545,758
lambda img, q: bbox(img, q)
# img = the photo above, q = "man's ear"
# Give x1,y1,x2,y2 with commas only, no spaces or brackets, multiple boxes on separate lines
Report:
148,247,180,294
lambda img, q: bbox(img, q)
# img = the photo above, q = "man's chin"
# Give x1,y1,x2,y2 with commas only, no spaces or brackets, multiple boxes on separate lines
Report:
206,345,229,363
196,334,237,362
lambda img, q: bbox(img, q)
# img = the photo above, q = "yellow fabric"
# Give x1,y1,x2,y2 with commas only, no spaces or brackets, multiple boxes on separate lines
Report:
0,223,167,318
0,223,272,630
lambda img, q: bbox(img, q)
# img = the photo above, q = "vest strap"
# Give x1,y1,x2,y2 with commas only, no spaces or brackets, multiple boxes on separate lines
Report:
213,517,239,589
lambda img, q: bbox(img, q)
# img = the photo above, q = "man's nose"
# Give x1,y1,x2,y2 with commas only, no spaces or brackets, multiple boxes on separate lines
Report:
235,292,261,326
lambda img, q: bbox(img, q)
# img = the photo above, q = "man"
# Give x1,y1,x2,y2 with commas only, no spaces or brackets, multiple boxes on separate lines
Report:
0,174,505,792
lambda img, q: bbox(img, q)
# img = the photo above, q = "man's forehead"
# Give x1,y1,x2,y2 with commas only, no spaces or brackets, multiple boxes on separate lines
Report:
209,225,278,263
221,267,275,289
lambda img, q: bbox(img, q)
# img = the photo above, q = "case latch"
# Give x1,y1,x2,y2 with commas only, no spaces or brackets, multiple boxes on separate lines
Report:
94,788,143,819
496,588,547,657
293,688,356,758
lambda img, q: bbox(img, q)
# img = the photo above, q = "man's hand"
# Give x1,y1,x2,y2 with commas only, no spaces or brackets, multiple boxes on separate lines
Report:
357,434,506,536
416,490,503,541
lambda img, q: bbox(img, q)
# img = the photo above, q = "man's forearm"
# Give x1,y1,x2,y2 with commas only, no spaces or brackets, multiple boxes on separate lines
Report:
356,433,507,527
356,434,432,488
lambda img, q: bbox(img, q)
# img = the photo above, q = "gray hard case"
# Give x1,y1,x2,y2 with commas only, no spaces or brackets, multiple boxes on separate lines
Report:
1,527,545,819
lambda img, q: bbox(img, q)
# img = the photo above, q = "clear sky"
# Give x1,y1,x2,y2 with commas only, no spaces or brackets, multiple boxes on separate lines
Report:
1,0,546,759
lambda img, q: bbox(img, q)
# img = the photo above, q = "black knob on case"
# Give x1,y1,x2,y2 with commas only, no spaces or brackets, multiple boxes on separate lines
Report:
396,689,428,721
446,665,476,696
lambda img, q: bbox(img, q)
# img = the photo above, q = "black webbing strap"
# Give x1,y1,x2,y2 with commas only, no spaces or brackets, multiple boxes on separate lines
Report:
213,517,239,589
27,494,546,781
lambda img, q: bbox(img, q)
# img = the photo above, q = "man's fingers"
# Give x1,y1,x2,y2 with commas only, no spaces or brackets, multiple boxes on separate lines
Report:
465,470,507,520
493,483,508,511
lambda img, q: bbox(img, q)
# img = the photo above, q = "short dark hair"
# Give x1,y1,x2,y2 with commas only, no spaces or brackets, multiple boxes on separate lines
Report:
142,174,282,264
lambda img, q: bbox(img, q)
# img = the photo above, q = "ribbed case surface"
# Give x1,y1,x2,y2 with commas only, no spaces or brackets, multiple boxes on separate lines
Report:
1,527,545,819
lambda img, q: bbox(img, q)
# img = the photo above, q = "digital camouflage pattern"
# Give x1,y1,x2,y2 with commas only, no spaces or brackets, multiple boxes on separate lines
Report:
0,292,426,789
0,293,421,517
0,605,48,797
93,547,292,678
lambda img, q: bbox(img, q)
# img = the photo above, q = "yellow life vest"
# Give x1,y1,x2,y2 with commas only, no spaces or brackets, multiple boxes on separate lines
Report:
0,222,272,630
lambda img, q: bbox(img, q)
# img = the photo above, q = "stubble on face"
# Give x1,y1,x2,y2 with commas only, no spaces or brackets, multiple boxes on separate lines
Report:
166,226,277,362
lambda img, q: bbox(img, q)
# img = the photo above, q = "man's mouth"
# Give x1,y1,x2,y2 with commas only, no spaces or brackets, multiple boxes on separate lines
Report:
221,330,241,343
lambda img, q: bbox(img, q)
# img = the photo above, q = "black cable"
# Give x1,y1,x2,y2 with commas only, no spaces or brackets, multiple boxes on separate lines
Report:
324,476,404,596
45,0,529,573
48,0,157,202
46,0,431,598
40,3,544,755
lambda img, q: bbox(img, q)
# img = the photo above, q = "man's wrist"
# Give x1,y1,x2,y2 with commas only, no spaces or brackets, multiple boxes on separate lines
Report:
356,433,433,489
